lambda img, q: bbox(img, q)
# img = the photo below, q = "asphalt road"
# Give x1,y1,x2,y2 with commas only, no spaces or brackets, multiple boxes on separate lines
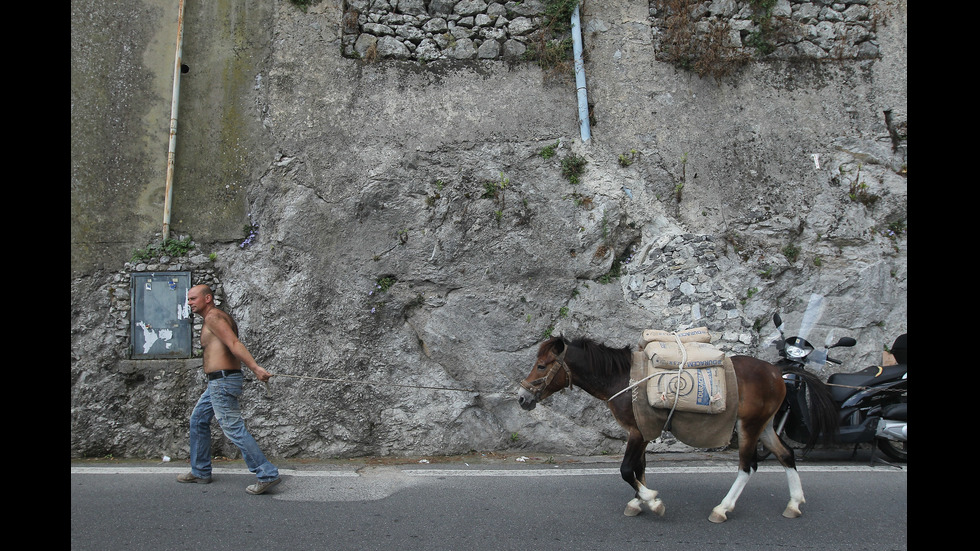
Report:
71,450,907,551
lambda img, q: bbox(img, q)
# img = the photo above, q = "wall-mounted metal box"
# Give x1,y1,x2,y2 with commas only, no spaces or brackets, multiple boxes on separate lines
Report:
130,272,193,359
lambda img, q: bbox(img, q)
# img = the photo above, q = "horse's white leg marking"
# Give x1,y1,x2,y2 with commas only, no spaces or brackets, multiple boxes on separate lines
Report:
637,483,665,516
637,483,657,502
782,466,805,519
709,470,751,523
624,484,666,517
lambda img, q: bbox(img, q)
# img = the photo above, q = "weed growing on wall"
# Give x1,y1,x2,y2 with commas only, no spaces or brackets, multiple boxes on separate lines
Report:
658,0,742,78
561,154,587,185
883,220,906,240
482,173,510,199
241,215,259,248
618,149,639,167
746,0,780,56
782,243,800,263
131,236,195,262
376,276,397,293
367,275,397,315
539,141,560,159
673,153,688,202
523,0,580,75
289,0,320,13
843,165,880,208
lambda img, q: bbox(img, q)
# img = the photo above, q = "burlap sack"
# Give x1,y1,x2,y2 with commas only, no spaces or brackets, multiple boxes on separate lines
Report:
639,327,711,347
644,364,728,414
630,352,739,448
643,340,726,369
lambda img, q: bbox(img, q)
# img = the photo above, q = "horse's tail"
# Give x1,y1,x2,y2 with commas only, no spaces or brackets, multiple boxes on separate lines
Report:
783,366,839,453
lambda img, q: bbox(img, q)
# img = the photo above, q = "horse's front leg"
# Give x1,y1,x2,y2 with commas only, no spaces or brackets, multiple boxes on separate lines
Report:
621,430,664,517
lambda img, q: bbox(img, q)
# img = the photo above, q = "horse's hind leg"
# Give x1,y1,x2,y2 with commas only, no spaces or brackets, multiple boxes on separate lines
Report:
759,424,805,518
621,431,664,517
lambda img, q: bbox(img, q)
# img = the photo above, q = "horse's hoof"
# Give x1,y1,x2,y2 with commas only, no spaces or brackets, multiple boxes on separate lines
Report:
625,501,642,517
708,508,728,523
782,505,803,519
648,498,666,517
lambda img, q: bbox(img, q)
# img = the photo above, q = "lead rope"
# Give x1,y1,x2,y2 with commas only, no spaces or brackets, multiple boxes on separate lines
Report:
608,370,653,402
267,373,486,394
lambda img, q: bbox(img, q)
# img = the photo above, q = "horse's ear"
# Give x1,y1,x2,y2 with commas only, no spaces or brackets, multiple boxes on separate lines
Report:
554,336,566,353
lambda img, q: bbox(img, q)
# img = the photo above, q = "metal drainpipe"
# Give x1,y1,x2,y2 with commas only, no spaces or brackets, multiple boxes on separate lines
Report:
162,0,186,238
571,4,591,144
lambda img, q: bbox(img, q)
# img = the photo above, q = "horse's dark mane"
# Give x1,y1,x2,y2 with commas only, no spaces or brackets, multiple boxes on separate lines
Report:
543,336,633,378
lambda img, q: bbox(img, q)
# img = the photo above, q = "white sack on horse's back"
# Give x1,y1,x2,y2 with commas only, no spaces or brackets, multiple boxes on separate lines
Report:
643,340,725,369
640,327,712,347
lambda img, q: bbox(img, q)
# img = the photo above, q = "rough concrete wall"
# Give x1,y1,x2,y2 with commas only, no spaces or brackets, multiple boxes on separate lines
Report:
70,0,906,460
71,0,275,276
71,0,173,273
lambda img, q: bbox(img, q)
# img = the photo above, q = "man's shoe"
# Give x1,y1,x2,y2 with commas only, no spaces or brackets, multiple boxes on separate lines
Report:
246,478,281,495
177,472,211,484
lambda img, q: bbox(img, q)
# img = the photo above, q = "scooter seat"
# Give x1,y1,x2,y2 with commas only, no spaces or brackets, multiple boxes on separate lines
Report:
827,364,906,403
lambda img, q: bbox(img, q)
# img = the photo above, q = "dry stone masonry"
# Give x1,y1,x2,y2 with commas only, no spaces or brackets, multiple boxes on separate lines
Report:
109,250,223,359
341,0,879,64
342,0,553,61
650,0,879,63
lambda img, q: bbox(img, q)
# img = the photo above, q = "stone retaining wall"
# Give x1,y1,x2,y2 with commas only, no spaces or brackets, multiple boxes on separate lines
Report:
650,0,880,63
341,0,879,64
342,0,552,61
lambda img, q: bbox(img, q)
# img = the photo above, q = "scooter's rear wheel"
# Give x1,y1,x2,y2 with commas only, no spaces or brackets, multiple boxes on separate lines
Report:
877,438,907,462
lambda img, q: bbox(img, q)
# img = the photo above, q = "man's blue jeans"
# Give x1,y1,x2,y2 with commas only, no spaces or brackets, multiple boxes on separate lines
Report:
189,371,279,481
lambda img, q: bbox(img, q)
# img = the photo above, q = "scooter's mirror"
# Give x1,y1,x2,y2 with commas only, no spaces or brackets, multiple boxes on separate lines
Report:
831,337,857,348
773,313,783,328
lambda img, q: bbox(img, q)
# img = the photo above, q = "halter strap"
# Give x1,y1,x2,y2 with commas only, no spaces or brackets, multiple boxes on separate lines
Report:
521,346,572,398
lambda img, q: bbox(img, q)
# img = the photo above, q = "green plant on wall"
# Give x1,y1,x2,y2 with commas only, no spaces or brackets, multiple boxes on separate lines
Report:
289,0,320,13
539,141,560,159
782,243,800,263
482,173,510,199
132,236,195,262
523,0,579,74
376,275,397,293
481,173,512,227
846,165,880,208
657,0,786,79
659,0,745,78
561,154,587,185
673,153,688,202
618,149,639,167
746,0,779,56
241,215,259,248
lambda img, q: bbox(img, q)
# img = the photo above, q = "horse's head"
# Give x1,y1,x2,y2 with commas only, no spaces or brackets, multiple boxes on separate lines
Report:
517,337,573,410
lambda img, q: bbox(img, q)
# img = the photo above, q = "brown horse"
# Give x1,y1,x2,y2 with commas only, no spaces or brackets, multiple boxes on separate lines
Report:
517,336,803,523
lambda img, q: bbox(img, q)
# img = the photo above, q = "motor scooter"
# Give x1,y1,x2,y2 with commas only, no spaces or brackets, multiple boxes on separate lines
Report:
766,313,907,462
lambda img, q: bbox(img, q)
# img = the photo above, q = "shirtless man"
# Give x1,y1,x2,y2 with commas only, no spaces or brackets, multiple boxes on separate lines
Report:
177,284,281,494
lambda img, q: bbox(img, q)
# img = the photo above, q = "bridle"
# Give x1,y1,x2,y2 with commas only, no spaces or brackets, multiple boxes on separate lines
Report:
520,346,573,400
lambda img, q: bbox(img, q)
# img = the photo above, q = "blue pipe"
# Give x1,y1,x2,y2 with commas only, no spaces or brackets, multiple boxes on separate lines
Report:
571,4,591,144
